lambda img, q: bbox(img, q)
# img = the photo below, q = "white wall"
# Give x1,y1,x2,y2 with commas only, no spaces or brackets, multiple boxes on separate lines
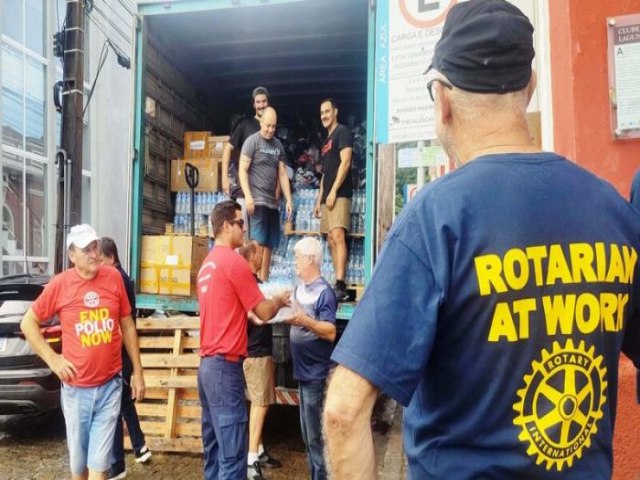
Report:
83,0,137,269
510,0,554,151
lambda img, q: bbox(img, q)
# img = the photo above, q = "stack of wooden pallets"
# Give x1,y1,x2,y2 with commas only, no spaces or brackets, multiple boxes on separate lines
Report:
126,315,203,453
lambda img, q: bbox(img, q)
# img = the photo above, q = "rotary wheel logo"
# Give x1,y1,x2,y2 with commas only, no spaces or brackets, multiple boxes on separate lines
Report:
513,339,607,471
83,291,100,308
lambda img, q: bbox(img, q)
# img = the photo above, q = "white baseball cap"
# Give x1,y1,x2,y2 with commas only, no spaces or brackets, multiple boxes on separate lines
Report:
67,224,100,249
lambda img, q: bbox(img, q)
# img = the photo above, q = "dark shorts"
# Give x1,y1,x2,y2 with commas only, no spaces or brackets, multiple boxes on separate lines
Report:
249,206,281,249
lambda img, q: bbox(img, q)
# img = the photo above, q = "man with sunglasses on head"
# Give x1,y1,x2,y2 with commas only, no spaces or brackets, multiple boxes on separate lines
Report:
197,200,291,480
324,1,640,479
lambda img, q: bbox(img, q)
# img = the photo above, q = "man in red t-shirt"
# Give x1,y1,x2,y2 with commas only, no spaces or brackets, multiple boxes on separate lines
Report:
21,224,145,480
197,200,290,480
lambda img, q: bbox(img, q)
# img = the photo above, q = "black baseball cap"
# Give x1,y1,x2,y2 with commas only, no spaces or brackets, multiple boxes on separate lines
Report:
428,0,535,94
252,86,270,100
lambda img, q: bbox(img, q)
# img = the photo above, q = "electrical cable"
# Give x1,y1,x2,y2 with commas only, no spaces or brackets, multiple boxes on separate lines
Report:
89,3,131,46
111,0,137,19
82,40,109,117
97,0,135,31
85,11,129,54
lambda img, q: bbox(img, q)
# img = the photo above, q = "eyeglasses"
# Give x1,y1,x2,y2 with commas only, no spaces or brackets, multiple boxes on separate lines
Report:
427,78,453,102
228,219,245,229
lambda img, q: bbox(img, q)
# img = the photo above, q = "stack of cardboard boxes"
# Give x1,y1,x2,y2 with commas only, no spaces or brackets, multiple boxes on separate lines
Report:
170,132,229,192
143,132,229,296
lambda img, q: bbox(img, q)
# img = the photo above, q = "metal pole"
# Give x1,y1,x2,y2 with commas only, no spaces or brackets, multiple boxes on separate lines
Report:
62,157,72,270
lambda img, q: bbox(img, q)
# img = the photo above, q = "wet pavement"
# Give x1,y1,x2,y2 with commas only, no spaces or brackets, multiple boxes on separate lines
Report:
0,396,402,480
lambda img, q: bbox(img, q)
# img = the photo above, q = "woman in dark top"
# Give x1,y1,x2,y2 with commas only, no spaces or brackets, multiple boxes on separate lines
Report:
101,237,151,480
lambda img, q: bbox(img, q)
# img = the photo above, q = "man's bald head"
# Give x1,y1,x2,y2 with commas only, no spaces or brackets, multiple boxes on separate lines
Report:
260,107,277,140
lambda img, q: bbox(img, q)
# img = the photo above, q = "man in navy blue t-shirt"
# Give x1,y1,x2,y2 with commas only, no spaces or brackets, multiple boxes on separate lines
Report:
286,236,337,480
629,170,640,405
323,1,640,479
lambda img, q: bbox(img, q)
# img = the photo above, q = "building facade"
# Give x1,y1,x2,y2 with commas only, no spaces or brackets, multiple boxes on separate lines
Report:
1,0,135,276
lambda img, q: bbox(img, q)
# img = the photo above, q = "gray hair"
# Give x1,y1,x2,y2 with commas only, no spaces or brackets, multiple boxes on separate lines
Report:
294,236,323,266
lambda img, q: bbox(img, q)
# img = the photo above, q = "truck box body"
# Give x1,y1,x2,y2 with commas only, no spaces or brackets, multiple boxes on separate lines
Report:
132,0,377,322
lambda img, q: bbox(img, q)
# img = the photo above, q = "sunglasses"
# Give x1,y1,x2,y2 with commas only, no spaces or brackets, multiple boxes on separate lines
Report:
427,78,454,102
228,219,245,228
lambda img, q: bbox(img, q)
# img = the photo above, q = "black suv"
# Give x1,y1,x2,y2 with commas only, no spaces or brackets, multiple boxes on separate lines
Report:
0,274,61,414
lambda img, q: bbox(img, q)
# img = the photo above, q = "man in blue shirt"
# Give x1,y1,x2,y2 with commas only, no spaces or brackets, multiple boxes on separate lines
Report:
629,170,640,405
286,236,337,480
323,1,640,479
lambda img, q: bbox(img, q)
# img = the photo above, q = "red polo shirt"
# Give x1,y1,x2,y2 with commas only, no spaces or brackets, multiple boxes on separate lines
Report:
197,246,264,357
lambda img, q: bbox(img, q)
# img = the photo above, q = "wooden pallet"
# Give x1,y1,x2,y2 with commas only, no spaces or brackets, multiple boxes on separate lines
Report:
126,315,204,453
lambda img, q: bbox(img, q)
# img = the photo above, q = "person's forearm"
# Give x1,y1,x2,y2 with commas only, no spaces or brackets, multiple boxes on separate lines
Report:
239,158,252,199
299,314,336,341
21,314,55,365
254,298,285,321
331,152,352,194
221,143,233,179
316,180,324,209
324,366,378,480
20,308,57,366
279,168,292,204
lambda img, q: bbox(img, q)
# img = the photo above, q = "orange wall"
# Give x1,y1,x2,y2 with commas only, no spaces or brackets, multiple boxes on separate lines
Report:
549,0,640,197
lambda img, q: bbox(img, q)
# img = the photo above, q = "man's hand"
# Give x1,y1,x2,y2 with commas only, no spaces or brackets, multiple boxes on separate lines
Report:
286,201,293,221
314,201,321,219
222,176,230,195
285,307,306,328
246,196,255,215
130,370,146,402
49,354,78,383
273,290,291,310
326,190,337,210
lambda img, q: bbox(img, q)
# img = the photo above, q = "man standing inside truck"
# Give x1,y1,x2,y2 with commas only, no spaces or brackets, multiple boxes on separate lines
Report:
21,224,145,480
313,99,353,301
197,200,290,480
239,107,293,281
221,86,270,222
323,1,640,479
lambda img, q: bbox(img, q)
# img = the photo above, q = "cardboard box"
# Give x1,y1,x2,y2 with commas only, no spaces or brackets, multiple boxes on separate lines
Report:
184,131,211,158
207,135,229,158
171,158,220,192
140,235,209,296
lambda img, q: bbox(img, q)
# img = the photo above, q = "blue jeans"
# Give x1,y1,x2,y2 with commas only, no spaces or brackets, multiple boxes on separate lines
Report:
111,352,146,471
299,379,328,480
198,356,248,480
61,375,122,475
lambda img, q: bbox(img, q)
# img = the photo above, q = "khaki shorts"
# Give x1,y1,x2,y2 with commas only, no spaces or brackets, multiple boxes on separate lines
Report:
320,197,351,234
243,356,276,406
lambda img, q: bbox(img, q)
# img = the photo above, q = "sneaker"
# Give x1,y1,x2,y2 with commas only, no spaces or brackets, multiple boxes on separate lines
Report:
258,450,282,469
334,281,349,302
247,460,266,480
134,444,152,464
107,465,127,480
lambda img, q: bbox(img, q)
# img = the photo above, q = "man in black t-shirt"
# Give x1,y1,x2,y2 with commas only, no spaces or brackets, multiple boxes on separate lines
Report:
313,98,353,301
222,86,270,222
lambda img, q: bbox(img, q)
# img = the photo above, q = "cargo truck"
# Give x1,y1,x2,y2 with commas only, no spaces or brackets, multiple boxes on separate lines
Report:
132,0,377,311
